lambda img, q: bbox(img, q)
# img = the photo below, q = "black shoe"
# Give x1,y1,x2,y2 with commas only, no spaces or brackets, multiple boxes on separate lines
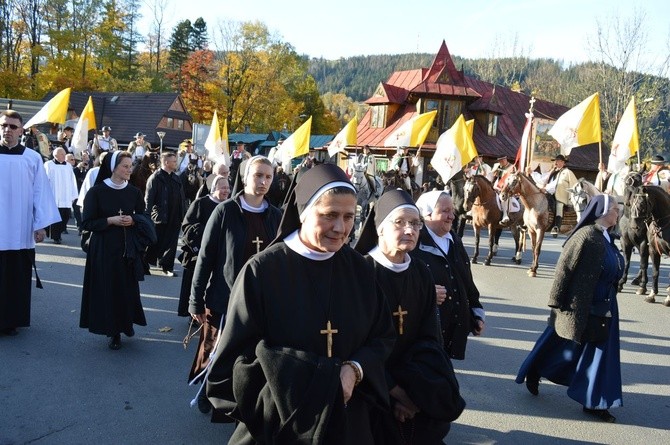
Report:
1,327,18,336
583,407,616,423
197,391,212,414
53,238,62,244
63,229,69,234
526,370,540,396
108,334,122,350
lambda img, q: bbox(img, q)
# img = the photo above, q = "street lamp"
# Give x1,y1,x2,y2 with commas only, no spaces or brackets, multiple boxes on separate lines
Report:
157,131,166,154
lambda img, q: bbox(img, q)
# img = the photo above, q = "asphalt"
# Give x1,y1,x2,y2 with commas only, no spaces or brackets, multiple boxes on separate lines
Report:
1,223,668,445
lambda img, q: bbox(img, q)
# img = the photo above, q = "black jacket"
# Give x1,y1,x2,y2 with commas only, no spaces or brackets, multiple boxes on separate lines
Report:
410,228,483,360
145,168,186,224
127,213,158,281
189,194,282,314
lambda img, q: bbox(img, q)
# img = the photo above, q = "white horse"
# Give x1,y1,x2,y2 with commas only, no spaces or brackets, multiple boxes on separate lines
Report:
350,165,383,225
567,178,602,221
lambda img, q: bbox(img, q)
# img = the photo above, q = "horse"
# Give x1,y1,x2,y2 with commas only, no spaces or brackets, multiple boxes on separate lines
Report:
500,172,551,277
130,151,160,196
350,165,383,223
635,184,670,306
446,170,469,237
381,170,422,200
567,178,602,221
179,160,203,206
462,175,524,266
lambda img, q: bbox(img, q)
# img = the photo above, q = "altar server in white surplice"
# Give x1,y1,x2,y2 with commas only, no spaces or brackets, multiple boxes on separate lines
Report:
0,110,60,336
44,147,79,244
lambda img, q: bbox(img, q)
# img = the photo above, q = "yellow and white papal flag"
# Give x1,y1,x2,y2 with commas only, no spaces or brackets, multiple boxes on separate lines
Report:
24,88,72,128
281,116,312,167
607,97,639,173
327,117,357,157
384,110,437,148
431,115,478,182
205,111,230,166
71,96,96,157
548,92,601,155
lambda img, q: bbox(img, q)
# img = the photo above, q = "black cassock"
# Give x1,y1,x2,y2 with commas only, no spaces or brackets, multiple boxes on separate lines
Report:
80,183,147,337
206,242,395,444
368,256,462,445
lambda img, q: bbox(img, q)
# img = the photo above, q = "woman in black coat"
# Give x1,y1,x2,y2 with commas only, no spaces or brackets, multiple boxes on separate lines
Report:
177,175,230,316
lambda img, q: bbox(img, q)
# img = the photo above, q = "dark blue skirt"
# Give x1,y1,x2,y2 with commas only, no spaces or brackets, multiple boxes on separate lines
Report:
516,301,622,410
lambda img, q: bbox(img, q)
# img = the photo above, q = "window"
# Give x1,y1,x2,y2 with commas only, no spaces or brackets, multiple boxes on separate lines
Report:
425,100,439,127
167,117,174,128
423,99,463,133
487,114,498,137
371,105,387,128
176,119,184,130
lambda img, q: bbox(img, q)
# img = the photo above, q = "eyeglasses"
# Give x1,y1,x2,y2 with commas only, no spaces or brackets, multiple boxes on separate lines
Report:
1,123,20,130
391,219,424,231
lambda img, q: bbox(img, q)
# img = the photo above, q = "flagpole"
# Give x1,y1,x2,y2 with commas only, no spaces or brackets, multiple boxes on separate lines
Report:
598,140,602,167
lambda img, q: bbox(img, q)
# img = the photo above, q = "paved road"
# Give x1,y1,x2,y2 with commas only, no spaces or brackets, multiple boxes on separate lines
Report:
1,223,669,444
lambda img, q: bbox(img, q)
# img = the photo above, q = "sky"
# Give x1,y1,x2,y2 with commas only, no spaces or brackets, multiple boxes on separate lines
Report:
140,0,669,74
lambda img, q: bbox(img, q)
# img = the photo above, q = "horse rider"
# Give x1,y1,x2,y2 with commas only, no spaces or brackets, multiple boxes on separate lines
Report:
642,154,670,191
470,154,493,179
595,162,630,201
178,139,202,173
90,126,118,158
350,145,377,196
491,155,517,224
532,154,578,237
127,132,152,165
391,145,420,192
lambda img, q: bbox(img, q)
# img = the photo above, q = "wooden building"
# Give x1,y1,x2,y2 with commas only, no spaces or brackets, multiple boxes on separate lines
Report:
356,41,600,181
42,92,193,150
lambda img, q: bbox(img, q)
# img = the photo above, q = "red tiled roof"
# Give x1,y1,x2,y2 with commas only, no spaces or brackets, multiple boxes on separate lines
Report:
357,104,418,148
365,82,410,105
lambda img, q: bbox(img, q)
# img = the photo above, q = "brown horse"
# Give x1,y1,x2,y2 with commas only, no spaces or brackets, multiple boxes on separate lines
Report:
500,172,550,277
130,151,160,196
463,175,524,266
381,170,422,201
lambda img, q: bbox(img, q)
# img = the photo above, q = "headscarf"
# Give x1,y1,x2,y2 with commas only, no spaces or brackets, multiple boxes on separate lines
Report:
415,190,450,218
564,194,611,244
272,163,355,245
94,150,122,185
210,174,229,194
230,155,267,196
354,189,418,255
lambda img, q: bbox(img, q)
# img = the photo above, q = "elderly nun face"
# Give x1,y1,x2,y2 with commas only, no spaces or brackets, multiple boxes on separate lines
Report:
211,176,231,201
300,190,357,253
424,194,455,237
378,207,422,255
596,198,620,229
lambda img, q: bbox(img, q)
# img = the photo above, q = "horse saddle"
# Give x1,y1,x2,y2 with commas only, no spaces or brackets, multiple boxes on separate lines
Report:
495,194,521,213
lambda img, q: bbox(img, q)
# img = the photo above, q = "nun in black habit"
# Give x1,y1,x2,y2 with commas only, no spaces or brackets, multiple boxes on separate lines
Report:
79,151,153,350
354,189,465,445
206,164,395,444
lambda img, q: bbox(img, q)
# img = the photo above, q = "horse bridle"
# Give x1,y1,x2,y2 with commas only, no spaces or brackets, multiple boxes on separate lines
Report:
464,178,488,206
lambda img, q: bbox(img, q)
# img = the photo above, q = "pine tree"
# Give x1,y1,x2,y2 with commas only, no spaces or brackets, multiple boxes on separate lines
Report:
191,17,208,50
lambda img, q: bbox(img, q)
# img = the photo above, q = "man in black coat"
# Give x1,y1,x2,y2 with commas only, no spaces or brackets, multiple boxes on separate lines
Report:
411,191,485,360
145,151,186,276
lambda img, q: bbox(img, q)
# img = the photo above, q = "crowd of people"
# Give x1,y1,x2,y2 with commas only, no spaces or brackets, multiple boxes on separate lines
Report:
3,108,660,443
